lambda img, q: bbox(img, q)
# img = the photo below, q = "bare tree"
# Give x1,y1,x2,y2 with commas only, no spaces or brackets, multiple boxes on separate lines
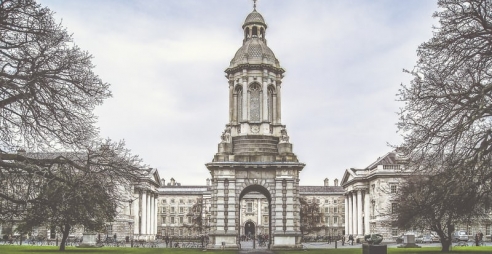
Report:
398,0,492,174
0,0,111,152
397,1,492,251
0,1,148,250
1,139,144,251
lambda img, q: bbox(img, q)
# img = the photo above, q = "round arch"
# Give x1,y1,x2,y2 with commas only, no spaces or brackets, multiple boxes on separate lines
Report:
238,184,272,249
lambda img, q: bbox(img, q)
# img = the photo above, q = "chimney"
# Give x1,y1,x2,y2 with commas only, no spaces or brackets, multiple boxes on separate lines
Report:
324,178,329,186
161,178,165,187
171,178,176,186
206,178,210,186
334,178,339,186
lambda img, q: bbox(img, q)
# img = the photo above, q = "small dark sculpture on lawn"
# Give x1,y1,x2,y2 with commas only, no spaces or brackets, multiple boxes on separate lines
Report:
364,234,383,245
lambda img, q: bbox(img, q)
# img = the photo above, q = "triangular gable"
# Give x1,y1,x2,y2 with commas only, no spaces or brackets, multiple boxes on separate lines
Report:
341,168,357,186
149,168,161,187
365,151,396,170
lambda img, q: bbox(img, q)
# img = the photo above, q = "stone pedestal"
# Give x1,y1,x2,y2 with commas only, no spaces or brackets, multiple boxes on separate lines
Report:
398,234,421,248
218,142,232,154
78,233,98,248
277,142,292,154
362,244,387,254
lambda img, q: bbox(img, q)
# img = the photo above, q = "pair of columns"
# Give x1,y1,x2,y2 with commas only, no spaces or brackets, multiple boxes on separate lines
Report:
344,189,370,236
133,189,158,238
228,73,282,125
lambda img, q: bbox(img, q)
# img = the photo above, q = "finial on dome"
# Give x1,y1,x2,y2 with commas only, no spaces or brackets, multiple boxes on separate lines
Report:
253,0,257,10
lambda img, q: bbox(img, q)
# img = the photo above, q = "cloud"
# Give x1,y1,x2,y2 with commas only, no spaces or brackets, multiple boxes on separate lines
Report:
39,0,437,186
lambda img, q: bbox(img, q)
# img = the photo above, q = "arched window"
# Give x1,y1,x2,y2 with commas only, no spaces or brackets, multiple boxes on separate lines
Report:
252,26,258,37
245,27,250,39
267,86,275,122
260,28,265,38
249,83,261,122
235,85,243,122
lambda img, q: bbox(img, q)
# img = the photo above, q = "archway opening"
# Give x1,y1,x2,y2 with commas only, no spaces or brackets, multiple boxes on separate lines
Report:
238,184,271,250
244,221,255,238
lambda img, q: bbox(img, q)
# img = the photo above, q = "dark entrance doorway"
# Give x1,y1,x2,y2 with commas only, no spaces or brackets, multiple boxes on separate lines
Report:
245,221,255,238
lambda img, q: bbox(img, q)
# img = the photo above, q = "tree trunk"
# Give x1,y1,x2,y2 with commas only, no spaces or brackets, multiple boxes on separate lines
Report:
441,240,451,252
59,224,71,251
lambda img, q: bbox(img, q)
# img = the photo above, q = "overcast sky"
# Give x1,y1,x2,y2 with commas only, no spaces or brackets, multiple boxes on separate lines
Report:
38,0,437,186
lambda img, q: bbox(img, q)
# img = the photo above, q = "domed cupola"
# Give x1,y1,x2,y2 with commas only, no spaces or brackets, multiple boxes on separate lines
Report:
219,1,292,149
243,10,267,30
226,6,283,73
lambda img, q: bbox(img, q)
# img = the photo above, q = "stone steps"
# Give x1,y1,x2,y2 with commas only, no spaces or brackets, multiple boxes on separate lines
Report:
232,136,279,155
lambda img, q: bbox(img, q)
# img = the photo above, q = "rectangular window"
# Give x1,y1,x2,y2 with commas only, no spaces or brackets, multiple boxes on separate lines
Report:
179,217,183,223
333,216,338,224
171,207,175,213
325,207,329,213
334,207,338,213
326,217,329,224
391,203,398,214
325,199,328,203
180,207,184,213
171,199,175,203
188,217,192,223
391,185,397,193
171,228,175,235
247,202,253,213
487,225,491,235
163,207,167,213
170,217,175,224
316,199,320,204
263,216,268,224
179,229,183,235
162,216,166,223
163,199,167,204
334,199,337,204
392,228,398,236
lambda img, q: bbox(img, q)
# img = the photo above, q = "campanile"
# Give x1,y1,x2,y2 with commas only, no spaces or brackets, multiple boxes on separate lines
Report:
206,3,305,250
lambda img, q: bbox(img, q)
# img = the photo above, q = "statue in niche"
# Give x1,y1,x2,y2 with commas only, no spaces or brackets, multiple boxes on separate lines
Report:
279,128,289,143
221,127,231,143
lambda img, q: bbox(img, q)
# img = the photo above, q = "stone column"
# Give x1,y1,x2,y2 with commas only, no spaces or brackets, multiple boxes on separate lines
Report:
364,190,370,235
262,72,268,122
149,193,153,236
134,190,140,235
155,194,158,236
147,192,151,236
257,198,261,228
229,79,234,123
276,78,282,123
141,190,147,236
233,93,238,124
242,74,248,122
348,193,352,235
352,192,357,235
344,195,348,235
357,190,363,237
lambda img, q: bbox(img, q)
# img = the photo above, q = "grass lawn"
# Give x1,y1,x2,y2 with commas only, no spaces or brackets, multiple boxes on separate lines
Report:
2,245,492,253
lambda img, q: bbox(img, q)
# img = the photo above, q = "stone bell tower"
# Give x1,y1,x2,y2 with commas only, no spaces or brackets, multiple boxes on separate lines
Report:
206,3,305,250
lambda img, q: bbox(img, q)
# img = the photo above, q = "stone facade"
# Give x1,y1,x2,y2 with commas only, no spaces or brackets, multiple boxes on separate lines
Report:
341,151,410,240
155,178,345,241
205,6,306,250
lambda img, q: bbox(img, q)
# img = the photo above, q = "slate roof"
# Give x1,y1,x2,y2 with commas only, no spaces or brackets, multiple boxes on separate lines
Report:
158,185,212,195
299,186,345,194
